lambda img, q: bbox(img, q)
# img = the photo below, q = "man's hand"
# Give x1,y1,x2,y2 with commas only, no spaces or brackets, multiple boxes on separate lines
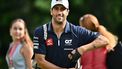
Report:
68,49,81,63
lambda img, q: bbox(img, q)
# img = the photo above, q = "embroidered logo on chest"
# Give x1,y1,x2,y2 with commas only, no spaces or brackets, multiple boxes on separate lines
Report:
65,39,72,46
46,38,53,46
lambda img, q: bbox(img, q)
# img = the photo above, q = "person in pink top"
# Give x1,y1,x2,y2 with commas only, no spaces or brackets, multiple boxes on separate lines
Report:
79,14,118,69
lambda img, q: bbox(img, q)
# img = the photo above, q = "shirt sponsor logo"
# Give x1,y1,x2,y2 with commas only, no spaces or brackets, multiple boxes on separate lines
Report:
65,39,72,46
34,43,39,46
34,36,38,39
33,36,39,49
64,48,73,50
46,38,53,46
34,46,38,49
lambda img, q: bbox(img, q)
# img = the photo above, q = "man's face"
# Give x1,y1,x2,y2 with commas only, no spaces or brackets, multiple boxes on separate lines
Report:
51,4,69,24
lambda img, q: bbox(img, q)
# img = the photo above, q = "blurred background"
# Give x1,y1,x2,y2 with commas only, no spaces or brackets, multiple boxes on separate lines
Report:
0,0,122,68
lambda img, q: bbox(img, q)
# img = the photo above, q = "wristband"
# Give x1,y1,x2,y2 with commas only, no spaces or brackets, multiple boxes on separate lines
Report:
68,49,81,63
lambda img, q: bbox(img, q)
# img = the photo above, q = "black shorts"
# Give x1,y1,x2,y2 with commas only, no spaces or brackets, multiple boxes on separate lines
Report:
106,41,122,69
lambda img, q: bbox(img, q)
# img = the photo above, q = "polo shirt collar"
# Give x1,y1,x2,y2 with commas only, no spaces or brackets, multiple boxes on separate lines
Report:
47,21,71,33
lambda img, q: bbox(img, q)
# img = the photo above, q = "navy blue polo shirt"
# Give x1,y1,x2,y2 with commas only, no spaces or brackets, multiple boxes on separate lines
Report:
33,21,99,68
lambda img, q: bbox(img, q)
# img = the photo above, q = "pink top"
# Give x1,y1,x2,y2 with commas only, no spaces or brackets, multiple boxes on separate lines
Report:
81,47,107,69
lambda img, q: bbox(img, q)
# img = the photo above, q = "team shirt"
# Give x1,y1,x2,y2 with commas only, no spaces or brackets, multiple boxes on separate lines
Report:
33,21,99,68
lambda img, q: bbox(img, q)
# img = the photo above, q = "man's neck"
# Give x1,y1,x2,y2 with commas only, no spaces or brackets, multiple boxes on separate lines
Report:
52,20,66,38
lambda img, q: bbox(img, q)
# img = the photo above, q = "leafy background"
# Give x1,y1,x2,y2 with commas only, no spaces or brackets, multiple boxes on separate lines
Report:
0,0,122,68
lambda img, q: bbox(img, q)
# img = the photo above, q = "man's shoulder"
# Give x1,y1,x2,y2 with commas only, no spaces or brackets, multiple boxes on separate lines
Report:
69,23,83,31
34,23,49,32
34,25,43,32
69,23,93,35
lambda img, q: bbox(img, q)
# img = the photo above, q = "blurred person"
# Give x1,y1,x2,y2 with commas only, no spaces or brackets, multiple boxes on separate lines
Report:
33,0,109,69
6,18,33,69
79,14,120,69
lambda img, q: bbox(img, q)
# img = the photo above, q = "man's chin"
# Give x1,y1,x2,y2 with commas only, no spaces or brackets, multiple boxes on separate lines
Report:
56,20,63,24
57,22,63,25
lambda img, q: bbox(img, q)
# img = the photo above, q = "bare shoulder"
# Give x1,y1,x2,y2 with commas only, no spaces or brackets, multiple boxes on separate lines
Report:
23,44,32,51
21,43,33,57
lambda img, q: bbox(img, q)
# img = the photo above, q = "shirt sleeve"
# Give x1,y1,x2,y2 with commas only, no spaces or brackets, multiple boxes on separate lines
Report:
33,27,46,55
77,26,100,45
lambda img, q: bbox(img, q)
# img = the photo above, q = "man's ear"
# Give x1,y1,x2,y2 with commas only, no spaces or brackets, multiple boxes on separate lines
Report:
67,9,70,15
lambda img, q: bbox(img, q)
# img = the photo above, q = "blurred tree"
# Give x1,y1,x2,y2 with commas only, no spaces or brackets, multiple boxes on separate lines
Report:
0,0,122,68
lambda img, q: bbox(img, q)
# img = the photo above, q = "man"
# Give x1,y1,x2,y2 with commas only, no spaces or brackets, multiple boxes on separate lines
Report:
33,0,109,69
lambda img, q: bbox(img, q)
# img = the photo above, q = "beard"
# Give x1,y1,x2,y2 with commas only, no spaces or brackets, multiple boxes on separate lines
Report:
54,15,65,25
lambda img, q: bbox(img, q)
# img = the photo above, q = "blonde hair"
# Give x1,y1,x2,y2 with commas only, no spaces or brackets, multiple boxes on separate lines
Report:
10,18,33,48
79,14,100,31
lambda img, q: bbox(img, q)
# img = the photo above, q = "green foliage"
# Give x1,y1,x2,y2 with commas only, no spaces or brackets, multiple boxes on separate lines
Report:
34,0,50,11
0,0,122,68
